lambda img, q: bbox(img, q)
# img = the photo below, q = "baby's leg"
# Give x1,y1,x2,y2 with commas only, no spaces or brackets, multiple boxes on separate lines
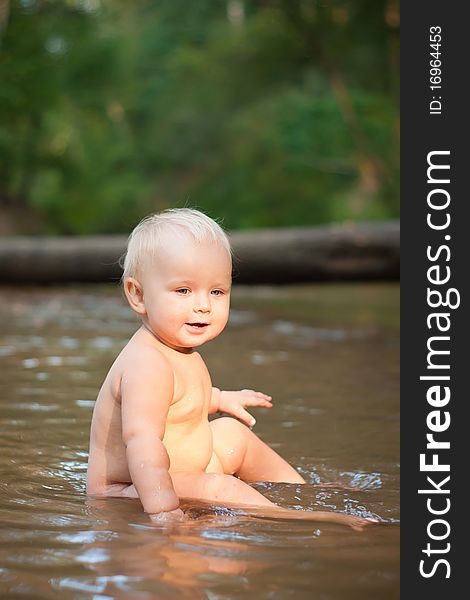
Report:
96,475,274,507
171,472,376,531
93,476,376,530
210,416,305,484
171,471,273,507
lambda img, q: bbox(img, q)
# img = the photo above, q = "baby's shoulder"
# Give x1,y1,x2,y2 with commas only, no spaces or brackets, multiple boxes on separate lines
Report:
119,338,173,378
113,341,175,404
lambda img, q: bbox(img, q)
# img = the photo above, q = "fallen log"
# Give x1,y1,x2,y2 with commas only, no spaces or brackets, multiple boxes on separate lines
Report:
0,221,399,284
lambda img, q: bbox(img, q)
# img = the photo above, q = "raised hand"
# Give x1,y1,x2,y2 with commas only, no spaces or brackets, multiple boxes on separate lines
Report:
219,389,273,426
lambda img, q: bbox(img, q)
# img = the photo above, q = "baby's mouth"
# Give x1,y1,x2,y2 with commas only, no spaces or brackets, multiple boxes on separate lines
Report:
186,322,209,328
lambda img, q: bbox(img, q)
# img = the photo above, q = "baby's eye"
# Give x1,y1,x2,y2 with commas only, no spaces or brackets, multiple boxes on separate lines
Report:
211,289,223,296
176,288,190,295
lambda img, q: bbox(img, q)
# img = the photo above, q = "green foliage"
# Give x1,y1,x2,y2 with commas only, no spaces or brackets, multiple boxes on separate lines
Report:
0,0,399,234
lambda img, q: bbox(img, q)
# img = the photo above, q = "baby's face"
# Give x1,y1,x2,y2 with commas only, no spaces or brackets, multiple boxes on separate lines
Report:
139,235,232,352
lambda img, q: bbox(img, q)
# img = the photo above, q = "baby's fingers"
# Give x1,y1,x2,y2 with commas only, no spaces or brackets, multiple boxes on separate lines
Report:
241,389,273,407
149,508,188,523
236,406,257,427
251,399,273,408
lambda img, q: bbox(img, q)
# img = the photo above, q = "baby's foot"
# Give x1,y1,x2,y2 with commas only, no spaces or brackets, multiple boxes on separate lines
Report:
344,515,379,532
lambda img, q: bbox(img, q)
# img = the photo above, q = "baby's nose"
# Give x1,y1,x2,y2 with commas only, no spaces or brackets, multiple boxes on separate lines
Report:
193,296,210,313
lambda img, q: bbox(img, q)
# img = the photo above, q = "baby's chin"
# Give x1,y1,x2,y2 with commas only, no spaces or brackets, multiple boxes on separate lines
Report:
157,322,228,351
184,327,225,348
185,333,218,348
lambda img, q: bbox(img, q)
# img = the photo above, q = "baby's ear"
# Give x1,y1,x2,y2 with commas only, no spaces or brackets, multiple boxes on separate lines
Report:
124,277,146,315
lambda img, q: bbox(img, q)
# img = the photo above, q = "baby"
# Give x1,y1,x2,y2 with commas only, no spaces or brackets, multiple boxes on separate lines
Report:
86,209,375,529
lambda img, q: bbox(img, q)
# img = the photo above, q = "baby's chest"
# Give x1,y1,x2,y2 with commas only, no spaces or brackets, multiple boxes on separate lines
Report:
168,361,212,424
167,388,207,423
167,353,212,424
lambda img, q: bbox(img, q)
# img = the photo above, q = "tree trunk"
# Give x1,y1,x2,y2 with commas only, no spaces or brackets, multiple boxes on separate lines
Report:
0,221,399,284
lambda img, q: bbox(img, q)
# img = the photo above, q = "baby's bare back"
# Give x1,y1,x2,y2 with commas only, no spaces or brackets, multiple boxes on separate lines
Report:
87,329,215,495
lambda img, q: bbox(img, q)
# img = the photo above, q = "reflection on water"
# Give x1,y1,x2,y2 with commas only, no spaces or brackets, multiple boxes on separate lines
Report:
0,284,399,599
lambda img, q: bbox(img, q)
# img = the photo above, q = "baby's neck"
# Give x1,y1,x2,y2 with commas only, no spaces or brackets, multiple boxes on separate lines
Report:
140,323,194,355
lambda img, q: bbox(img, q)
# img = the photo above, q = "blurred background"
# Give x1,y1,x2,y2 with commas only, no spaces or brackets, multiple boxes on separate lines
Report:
0,0,399,236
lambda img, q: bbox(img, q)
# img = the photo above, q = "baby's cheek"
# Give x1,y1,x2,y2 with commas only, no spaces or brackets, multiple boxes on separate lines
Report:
170,313,186,326
216,313,229,332
220,302,230,322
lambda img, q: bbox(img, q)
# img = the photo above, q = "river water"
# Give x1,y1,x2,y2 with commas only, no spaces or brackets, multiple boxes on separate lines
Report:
0,283,399,599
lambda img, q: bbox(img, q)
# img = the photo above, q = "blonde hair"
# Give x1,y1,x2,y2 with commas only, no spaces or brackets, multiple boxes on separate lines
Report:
121,208,231,280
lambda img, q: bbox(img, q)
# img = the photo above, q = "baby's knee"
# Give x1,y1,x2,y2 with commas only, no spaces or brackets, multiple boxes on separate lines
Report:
210,417,249,473
211,416,247,442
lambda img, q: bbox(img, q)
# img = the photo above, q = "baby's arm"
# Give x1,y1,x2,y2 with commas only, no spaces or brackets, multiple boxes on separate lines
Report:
210,387,273,426
121,351,181,520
